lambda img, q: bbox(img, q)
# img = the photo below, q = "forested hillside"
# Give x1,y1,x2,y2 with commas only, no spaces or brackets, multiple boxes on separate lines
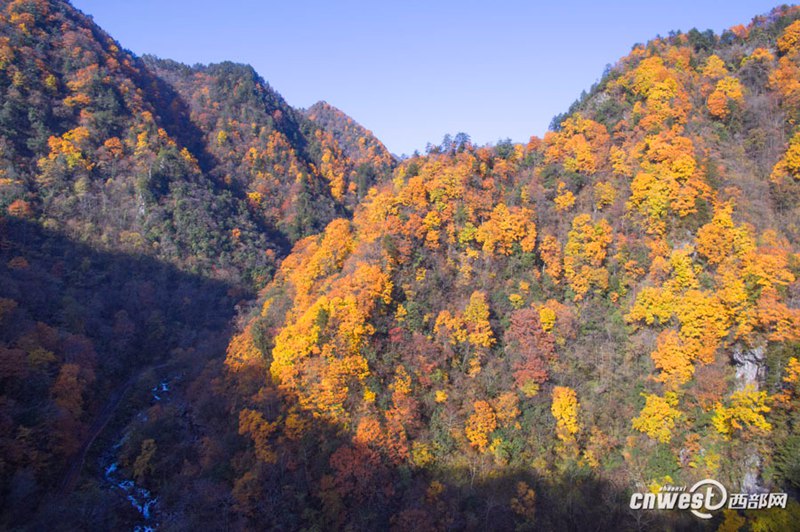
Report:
0,0,392,527
2,0,800,530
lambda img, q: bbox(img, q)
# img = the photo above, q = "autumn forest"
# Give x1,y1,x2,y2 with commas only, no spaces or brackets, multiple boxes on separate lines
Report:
2,1,800,530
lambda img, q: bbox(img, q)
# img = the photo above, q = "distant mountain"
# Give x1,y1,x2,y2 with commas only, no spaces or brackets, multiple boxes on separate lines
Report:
145,59,394,243
305,100,395,169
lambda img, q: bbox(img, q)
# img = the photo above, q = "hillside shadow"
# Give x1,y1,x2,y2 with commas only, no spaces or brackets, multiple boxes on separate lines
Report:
28,378,714,530
0,218,717,531
0,217,239,527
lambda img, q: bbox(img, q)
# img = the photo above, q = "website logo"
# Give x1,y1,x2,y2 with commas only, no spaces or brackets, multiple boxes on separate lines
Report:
629,479,788,519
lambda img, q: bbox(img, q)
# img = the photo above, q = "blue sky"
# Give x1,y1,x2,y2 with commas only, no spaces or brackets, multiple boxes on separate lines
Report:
71,0,782,155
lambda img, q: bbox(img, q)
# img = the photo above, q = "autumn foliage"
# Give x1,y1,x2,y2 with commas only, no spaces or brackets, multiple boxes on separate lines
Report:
4,1,800,530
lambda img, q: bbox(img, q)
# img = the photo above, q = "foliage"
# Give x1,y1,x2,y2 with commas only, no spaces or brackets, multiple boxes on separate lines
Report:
5,2,800,529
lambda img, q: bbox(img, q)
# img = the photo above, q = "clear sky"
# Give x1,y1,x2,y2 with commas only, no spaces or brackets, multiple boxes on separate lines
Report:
70,0,783,156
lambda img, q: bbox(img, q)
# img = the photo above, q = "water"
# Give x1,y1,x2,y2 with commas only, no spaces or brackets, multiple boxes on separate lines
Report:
103,458,159,528
100,374,179,529
151,380,170,401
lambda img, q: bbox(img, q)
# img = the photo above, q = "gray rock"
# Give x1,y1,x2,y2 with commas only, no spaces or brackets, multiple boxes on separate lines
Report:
731,343,767,494
732,344,765,390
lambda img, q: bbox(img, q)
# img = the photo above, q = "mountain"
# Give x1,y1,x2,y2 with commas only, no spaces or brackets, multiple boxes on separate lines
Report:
0,0,393,289
0,0,275,287
305,100,395,169
2,0,800,530
208,5,800,530
144,59,395,242
0,0,393,527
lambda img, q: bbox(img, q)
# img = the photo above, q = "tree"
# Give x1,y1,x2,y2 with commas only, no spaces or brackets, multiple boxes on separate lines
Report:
463,291,495,349
777,20,800,55
37,127,94,188
707,77,744,119
6,199,32,218
551,386,580,443
510,481,537,524
702,54,727,79
328,444,382,501
544,114,610,175
554,182,576,212
505,308,556,391
771,131,800,184
593,181,616,210
433,291,496,376
539,234,563,282
133,439,157,483
627,131,709,234
225,324,263,371
474,203,537,256
563,214,613,300
632,392,681,443
695,202,749,265
465,400,497,452
627,286,674,326
494,392,521,427
650,330,694,388
239,408,277,464
712,385,771,439
51,362,92,418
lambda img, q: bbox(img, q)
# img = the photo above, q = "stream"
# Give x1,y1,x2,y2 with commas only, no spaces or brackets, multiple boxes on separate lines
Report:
99,377,176,530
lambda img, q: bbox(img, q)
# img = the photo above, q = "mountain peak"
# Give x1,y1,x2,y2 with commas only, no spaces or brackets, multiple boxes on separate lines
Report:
305,99,395,170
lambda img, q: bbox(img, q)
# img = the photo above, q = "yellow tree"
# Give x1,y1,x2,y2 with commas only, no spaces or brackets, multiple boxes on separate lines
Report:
613,55,690,130
551,386,580,443
770,131,800,184
37,127,94,187
777,20,800,55
474,203,537,256
650,330,695,388
707,76,744,119
626,286,674,326
695,202,750,266
632,392,681,443
712,385,771,439
225,324,263,371
463,291,495,349
593,181,617,210
239,408,278,464
539,234,563,283
465,400,497,452
675,289,729,364
627,131,710,234
544,114,610,175
435,291,495,375
554,182,576,212
563,214,613,300
770,56,800,111
702,54,728,79
494,391,521,427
